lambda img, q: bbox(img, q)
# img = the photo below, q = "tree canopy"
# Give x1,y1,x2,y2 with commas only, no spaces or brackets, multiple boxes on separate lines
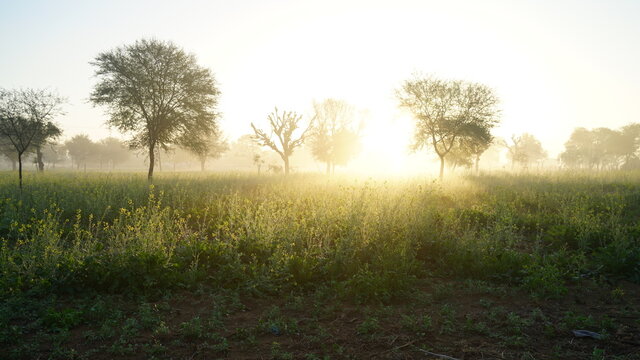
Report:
0,88,64,187
560,125,640,170
185,131,229,171
309,99,362,174
504,133,547,169
65,134,96,170
396,75,499,179
90,38,220,181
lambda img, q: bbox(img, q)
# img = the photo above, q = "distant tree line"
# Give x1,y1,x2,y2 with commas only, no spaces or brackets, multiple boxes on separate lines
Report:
559,124,640,170
5,37,640,186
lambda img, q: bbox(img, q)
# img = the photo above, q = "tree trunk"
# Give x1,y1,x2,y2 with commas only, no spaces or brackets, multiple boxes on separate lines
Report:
200,158,205,171
475,154,480,175
257,165,261,175
148,143,155,181
326,161,330,175
439,155,445,180
284,156,290,175
36,147,44,172
18,153,23,189
332,163,335,175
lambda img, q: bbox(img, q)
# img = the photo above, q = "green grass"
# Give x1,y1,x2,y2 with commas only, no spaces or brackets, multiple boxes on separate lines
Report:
1,170,639,358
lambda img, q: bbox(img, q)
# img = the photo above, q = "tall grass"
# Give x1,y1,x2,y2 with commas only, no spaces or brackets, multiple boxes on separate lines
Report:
1,171,638,301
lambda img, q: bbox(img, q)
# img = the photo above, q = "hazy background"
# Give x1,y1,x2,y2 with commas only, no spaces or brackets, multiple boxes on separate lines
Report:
1,0,639,173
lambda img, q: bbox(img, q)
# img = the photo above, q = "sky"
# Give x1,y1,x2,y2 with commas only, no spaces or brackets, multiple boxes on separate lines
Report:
1,0,639,172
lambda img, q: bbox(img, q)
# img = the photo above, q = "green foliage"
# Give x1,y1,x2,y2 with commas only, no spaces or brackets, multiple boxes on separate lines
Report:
356,316,380,335
0,171,639,306
521,262,568,299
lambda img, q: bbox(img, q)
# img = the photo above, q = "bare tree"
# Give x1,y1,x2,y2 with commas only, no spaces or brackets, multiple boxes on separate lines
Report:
251,108,312,175
396,75,499,179
90,39,220,181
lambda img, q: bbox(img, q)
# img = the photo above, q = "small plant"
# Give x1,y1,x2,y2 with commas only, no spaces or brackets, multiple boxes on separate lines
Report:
179,316,205,339
521,262,567,299
611,287,625,301
437,304,457,335
42,307,82,331
153,321,170,336
270,341,294,360
356,316,380,335
591,347,606,360
401,314,432,335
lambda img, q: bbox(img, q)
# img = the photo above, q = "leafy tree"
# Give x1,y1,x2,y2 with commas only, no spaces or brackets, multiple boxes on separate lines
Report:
0,88,64,188
504,133,546,169
446,123,493,173
0,145,18,170
65,134,96,171
559,128,596,169
185,132,229,171
559,125,640,170
162,146,192,171
309,99,362,174
446,140,474,171
33,122,62,171
40,143,64,169
396,75,499,179
251,108,312,175
619,123,640,169
90,39,220,181
98,137,131,169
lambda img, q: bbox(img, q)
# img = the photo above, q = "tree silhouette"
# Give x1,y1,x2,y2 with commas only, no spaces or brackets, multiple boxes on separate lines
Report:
0,89,64,188
396,75,499,179
445,123,493,174
90,39,220,181
560,124,640,170
186,132,229,171
504,133,546,169
0,145,18,170
253,154,265,174
251,108,312,175
41,143,64,169
309,99,361,174
33,122,62,171
98,137,130,170
65,134,96,171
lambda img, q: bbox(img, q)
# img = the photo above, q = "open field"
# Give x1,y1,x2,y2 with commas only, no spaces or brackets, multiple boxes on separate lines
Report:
1,171,639,359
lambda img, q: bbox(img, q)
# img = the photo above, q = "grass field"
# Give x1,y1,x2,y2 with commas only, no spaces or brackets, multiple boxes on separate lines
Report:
1,171,639,359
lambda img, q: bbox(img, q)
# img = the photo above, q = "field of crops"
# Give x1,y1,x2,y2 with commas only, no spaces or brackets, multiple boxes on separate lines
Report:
1,171,639,359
